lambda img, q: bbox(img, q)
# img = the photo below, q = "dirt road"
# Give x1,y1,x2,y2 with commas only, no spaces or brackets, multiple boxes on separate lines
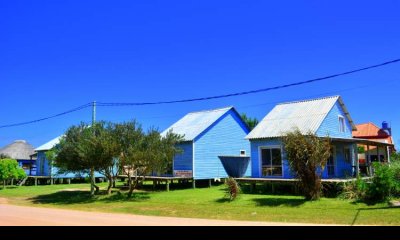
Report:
0,203,339,226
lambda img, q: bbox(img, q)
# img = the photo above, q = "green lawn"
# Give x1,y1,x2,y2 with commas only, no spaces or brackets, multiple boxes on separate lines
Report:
0,182,399,225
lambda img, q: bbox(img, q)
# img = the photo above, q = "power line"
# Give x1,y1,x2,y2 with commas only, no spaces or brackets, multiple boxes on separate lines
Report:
0,58,399,129
0,103,92,129
97,58,400,106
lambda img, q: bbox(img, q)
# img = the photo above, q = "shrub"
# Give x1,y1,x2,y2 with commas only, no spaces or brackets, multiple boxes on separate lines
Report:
225,177,240,201
282,129,331,200
365,162,395,202
341,177,367,200
391,162,400,196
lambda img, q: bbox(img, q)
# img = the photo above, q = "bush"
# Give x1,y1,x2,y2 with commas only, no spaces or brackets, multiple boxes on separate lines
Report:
391,162,400,196
225,177,240,201
341,177,367,200
282,129,331,200
365,162,395,202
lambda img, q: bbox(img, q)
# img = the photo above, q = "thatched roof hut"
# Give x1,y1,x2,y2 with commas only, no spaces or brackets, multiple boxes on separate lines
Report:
0,140,36,160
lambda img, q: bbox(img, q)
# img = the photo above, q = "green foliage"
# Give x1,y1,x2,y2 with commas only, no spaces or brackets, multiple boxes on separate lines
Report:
282,129,332,201
240,113,259,131
54,120,183,196
341,176,367,200
0,153,10,159
366,162,395,202
391,152,400,163
343,162,400,202
225,177,241,201
357,146,365,154
0,159,27,187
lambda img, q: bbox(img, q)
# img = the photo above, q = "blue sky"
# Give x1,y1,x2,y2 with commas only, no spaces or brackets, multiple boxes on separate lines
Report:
1,1,399,148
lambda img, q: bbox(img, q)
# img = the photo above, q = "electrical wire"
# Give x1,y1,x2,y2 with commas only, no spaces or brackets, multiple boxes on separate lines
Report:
97,58,400,106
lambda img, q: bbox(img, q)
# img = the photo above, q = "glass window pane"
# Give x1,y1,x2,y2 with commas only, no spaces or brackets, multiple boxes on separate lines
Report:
261,149,271,166
272,148,282,165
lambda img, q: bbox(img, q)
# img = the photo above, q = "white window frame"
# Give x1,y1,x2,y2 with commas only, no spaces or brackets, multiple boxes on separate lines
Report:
338,115,346,133
240,150,246,156
259,145,283,177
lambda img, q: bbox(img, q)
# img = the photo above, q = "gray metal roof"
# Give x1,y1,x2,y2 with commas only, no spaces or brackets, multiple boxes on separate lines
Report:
161,106,234,141
246,96,356,139
35,135,63,152
0,140,36,160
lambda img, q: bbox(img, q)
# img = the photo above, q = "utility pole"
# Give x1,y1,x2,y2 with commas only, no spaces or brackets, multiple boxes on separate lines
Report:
92,101,96,125
90,100,96,196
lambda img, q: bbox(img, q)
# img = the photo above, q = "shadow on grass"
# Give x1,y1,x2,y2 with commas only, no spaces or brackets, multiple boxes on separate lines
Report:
29,190,151,205
252,198,307,207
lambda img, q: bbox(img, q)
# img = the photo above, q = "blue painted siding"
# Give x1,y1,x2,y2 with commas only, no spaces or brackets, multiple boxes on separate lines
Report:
194,110,250,179
316,102,353,138
250,139,354,179
250,139,292,179
173,142,193,171
36,150,104,178
322,142,355,178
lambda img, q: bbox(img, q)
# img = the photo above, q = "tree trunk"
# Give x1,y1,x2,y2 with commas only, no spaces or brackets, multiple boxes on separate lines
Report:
90,167,95,196
3,180,5,189
127,174,134,197
106,175,113,195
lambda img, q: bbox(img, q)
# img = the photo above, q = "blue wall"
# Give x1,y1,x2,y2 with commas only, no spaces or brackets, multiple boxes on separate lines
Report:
316,102,353,138
173,142,193,171
194,110,250,179
250,139,292,179
36,150,103,178
250,139,355,179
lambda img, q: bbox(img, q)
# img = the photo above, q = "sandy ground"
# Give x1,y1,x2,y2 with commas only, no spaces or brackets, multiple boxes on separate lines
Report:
0,203,342,226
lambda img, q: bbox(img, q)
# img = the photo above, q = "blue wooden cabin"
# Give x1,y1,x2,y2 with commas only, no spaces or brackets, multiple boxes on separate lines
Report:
162,106,251,180
246,96,358,179
35,135,103,179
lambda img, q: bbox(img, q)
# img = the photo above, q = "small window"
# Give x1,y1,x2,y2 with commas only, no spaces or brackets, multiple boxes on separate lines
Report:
240,150,246,156
261,147,283,177
339,116,345,133
344,148,351,163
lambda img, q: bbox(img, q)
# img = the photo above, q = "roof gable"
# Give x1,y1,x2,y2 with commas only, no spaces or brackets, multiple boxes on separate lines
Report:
35,135,63,152
161,107,243,141
246,96,356,139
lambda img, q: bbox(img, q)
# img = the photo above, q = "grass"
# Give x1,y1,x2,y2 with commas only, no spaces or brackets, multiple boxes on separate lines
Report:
0,181,399,225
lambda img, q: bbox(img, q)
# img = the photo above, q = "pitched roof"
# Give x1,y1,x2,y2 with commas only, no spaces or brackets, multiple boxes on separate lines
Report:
353,122,387,137
353,122,393,145
161,106,238,141
35,135,63,152
246,96,356,139
0,140,36,160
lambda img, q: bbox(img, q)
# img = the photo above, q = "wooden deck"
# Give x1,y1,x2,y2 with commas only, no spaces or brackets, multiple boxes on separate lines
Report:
234,177,369,184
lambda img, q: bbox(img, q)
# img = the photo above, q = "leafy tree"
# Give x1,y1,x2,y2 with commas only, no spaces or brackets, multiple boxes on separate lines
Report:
0,159,26,188
113,121,146,197
114,123,183,197
240,113,259,131
53,123,101,196
282,129,331,200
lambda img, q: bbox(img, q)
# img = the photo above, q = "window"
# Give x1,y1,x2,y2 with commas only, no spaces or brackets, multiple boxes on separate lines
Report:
260,147,282,177
344,148,351,163
339,116,345,133
240,150,246,156
327,147,335,177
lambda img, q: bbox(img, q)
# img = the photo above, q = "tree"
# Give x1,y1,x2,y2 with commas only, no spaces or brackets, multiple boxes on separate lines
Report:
114,122,183,197
0,159,26,188
282,129,331,200
240,113,259,131
146,128,183,177
53,123,101,196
